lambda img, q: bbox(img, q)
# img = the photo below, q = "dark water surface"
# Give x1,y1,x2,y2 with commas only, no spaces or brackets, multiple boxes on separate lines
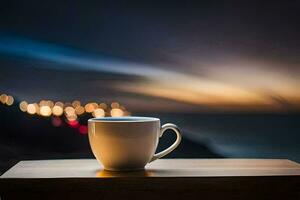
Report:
147,113,300,162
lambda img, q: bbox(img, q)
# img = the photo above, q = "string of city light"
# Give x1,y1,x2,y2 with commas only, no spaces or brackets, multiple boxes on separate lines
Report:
0,93,130,134
0,93,14,106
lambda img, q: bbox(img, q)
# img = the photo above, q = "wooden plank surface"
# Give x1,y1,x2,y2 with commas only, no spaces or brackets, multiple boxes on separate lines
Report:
1,159,300,200
1,159,300,178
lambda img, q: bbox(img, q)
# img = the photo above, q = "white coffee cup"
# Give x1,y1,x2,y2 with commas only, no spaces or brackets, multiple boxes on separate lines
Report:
88,116,181,171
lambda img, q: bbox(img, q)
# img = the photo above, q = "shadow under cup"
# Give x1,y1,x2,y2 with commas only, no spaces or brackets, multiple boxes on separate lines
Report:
88,117,161,171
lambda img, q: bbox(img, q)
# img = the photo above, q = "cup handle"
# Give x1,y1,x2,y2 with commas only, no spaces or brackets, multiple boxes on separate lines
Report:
150,123,182,162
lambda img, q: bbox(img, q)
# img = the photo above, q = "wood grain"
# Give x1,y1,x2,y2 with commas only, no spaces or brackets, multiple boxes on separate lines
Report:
1,159,300,200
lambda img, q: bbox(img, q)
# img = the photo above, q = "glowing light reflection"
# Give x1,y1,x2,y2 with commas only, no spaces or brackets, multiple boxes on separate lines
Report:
78,125,88,134
19,101,28,112
40,106,52,116
92,108,105,117
110,108,124,117
75,105,85,115
27,104,36,115
52,105,63,116
5,95,14,106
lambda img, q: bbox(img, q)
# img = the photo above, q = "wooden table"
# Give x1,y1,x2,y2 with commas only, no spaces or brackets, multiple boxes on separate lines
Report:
1,159,300,200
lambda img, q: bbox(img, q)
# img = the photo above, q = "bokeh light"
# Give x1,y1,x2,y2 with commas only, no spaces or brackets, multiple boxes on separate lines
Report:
64,106,75,116
72,100,81,108
27,104,36,115
66,114,78,122
34,103,40,115
84,102,98,113
92,108,105,117
19,101,28,112
55,101,64,108
39,100,47,106
99,103,107,110
75,105,85,115
47,100,54,108
68,120,79,128
78,125,88,134
110,108,124,117
40,105,52,117
0,93,129,133
52,105,63,116
0,94,8,104
6,95,14,106
123,111,131,116
52,117,62,127
111,102,120,108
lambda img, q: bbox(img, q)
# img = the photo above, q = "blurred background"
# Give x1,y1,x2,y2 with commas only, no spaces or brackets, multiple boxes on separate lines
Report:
0,0,299,173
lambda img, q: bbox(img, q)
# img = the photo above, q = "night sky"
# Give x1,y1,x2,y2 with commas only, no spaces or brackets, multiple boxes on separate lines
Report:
0,1,300,112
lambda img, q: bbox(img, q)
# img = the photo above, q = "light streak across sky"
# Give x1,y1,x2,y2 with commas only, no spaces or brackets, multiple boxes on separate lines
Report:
0,34,168,77
0,34,299,111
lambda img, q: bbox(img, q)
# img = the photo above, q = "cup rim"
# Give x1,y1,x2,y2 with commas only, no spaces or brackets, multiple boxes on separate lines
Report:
88,116,160,123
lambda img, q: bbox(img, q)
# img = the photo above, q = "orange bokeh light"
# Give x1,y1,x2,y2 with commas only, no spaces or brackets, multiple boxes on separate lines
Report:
27,104,36,115
40,106,52,117
92,108,105,117
66,114,78,122
110,108,124,117
75,105,85,115
6,95,14,106
85,102,98,113
19,101,28,112
47,100,54,108
111,102,120,108
52,105,64,116
55,101,64,108
64,106,75,116
99,103,107,110
0,94,8,104
72,100,81,108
